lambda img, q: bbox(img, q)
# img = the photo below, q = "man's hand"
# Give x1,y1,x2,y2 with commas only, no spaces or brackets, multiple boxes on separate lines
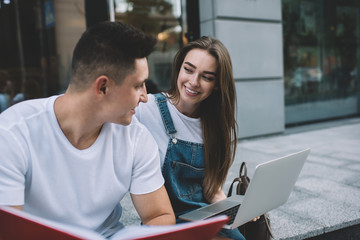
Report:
11,206,23,210
131,185,175,225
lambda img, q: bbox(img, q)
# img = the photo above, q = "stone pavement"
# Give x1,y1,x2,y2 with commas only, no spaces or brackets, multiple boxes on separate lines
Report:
120,117,360,239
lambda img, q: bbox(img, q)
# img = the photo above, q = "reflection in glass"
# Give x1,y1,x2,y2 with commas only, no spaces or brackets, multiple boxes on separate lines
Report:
0,0,58,112
114,0,184,91
283,0,359,105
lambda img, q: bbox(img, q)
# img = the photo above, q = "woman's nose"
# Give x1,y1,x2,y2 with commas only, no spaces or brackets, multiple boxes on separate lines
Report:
189,74,200,87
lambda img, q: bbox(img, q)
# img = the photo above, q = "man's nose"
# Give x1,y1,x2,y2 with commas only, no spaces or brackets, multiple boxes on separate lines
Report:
140,84,148,103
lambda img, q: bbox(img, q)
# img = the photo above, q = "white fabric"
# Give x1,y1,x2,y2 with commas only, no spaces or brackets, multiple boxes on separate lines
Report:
0,96,164,234
135,93,203,166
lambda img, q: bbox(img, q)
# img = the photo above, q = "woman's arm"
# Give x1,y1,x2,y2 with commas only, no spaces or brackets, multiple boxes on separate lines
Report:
208,188,227,204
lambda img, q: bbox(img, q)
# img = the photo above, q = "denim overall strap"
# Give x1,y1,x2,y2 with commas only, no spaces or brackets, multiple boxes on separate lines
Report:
154,93,206,215
153,93,245,240
154,93,177,138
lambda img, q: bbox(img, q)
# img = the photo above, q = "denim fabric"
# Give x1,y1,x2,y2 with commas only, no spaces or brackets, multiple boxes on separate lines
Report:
155,94,207,217
154,93,245,240
218,228,246,240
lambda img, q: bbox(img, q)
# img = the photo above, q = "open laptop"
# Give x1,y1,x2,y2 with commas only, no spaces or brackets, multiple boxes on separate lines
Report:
179,148,311,229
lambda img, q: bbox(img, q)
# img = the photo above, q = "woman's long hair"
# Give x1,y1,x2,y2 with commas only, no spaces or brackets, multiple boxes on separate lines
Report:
168,36,238,201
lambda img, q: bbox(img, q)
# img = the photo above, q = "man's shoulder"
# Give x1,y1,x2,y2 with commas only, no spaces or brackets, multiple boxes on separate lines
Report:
103,120,157,162
0,96,56,127
107,116,147,136
123,116,149,134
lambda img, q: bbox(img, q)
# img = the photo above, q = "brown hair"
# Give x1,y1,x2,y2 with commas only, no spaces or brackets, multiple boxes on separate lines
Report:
168,36,238,201
70,21,157,91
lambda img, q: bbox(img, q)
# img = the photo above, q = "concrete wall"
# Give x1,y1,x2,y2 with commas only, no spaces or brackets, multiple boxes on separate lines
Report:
199,0,285,138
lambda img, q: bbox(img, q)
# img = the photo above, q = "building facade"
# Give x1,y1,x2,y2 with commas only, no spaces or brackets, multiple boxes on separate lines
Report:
0,0,359,138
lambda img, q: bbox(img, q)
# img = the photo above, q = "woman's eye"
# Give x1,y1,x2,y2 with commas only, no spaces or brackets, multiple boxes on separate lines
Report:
202,75,214,81
184,67,192,73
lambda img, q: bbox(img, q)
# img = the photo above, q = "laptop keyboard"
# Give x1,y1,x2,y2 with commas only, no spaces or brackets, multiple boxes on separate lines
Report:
212,204,240,225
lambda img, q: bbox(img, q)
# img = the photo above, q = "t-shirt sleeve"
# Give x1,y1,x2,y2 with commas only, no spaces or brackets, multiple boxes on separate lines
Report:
0,128,27,205
129,126,164,195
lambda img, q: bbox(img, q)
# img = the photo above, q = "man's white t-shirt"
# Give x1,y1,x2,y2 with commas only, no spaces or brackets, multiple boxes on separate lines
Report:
135,94,203,166
0,96,164,235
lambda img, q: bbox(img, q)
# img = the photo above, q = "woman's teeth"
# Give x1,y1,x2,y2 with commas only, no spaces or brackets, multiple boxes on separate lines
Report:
186,87,198,94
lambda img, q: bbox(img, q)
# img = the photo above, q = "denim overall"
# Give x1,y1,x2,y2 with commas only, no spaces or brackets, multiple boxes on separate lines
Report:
154,94,245,240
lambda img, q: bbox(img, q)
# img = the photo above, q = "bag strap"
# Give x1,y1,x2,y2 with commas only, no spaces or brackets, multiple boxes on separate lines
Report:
227,177,241,197
264,213,274,238
240,162,247,176
227,162,249,197
236,162,248,195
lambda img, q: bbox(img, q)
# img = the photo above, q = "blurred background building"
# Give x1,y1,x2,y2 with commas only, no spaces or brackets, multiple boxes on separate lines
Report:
0,0,359,139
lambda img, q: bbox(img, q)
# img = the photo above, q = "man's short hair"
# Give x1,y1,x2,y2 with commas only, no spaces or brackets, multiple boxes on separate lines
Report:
70,21,157,91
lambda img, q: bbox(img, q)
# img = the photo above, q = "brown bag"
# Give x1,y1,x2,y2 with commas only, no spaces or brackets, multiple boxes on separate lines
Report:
227,162,273,240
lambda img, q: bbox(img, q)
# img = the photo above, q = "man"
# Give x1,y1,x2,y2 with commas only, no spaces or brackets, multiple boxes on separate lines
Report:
0,21,175,237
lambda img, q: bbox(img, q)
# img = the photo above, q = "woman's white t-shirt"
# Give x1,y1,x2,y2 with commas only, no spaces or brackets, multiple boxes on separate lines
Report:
135,93,203,166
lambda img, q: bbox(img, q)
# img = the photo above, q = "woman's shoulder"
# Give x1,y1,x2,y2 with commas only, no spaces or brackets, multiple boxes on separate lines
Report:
139,93,156,108
136,93,159,121
141,93,169,108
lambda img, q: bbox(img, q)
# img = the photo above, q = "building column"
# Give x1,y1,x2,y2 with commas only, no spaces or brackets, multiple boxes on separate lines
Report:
199,0,284,138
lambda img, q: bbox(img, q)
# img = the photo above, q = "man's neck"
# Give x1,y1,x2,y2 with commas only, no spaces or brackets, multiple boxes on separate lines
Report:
54,93,103,150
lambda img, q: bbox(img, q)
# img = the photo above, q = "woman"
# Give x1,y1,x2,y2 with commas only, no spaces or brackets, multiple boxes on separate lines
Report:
136,36,244,239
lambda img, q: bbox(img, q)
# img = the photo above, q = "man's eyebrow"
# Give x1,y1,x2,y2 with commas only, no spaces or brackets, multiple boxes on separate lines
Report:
135,79,147,86
184,61,216,76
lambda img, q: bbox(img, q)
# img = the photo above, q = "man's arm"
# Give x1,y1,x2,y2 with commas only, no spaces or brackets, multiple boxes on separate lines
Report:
11,206,23,210
0,127,27,208
131,185,175,225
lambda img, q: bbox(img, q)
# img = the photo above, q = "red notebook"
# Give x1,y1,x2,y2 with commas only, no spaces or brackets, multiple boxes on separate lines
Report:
0,206,228,240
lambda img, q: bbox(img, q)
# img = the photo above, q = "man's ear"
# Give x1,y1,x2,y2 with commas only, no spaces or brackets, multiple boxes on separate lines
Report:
100,85,106,94
95,75,109,96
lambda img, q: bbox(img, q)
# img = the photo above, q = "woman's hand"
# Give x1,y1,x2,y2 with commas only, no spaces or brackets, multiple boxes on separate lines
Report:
209,188,260,223
208,188,227,204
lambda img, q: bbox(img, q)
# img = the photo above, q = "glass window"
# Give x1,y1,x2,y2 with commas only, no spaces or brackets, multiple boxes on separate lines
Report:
113,0,185,92
0,0,53,112
282,0,360,124
0,0,184,113
283,0,359,104
0,0,86,113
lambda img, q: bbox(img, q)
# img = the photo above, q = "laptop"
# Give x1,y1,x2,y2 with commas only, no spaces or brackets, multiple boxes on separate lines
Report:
179,148,311,229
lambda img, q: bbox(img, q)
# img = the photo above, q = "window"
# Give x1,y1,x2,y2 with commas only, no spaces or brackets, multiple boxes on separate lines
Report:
113,0,185,92
282,0,360,124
